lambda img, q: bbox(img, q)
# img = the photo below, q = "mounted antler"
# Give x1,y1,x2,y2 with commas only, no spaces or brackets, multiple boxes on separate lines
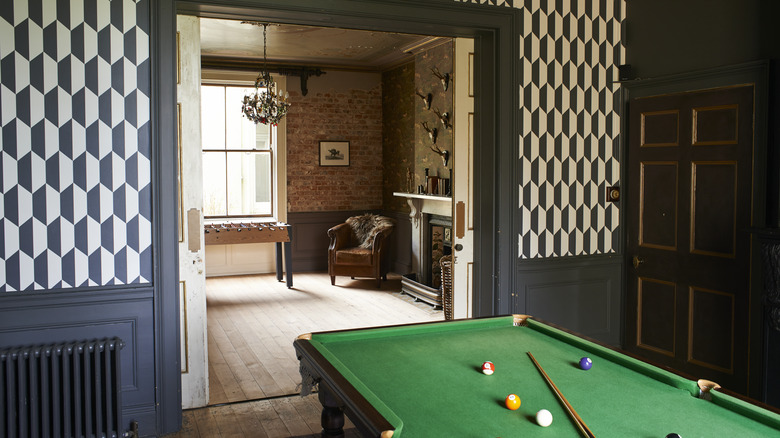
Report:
422,122,450,166
421,122,438,144
415,90,433,110
433,108,451,129
430,144,450,167
431,67,450,91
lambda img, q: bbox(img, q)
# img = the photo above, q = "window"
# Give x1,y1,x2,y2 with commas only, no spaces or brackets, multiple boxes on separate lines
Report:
201,85,274,218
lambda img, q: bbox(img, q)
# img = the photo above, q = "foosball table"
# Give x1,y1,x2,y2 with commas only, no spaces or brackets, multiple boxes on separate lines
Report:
204,221,293,288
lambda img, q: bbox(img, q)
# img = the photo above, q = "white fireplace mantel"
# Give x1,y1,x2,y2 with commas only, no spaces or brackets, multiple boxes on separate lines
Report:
393,192,452,279
392,192,452,224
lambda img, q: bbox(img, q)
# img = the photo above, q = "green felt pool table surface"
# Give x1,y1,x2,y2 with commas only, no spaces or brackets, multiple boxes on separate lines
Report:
295,316,780,437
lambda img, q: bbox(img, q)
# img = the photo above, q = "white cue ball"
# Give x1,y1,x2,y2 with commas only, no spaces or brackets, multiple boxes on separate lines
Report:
536,409,553,427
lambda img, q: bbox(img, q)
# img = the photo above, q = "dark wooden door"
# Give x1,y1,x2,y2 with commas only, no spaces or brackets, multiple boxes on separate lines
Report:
626,85,754,393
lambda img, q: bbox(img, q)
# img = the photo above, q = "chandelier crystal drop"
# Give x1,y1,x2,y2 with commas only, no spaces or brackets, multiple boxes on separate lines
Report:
241,23,290,126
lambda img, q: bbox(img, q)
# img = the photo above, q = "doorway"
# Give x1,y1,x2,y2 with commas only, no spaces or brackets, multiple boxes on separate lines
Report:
174,10,513,412
156,1,518,432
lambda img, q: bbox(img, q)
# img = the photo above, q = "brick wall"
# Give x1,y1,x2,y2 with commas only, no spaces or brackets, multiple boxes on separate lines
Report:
286,77,383,212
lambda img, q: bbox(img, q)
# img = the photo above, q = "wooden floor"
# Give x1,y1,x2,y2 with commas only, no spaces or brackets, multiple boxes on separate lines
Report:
166,393,362,438
164,271,442,437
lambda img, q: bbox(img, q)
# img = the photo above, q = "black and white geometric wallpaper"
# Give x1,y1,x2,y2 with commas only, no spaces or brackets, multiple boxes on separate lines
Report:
516,0,623,259
0,0,152,292
458,0,623,258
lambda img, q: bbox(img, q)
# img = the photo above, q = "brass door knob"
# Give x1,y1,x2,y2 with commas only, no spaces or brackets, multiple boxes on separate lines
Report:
632,256,645,269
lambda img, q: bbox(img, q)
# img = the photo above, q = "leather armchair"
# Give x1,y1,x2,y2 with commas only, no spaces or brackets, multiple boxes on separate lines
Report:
328,215,394,288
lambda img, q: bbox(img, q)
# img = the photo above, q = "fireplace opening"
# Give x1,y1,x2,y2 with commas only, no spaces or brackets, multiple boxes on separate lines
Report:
429,215,453,289
401,214,452,308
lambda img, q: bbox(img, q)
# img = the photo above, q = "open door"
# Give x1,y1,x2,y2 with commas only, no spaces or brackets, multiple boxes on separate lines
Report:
452,38,475,318
176,15,208,409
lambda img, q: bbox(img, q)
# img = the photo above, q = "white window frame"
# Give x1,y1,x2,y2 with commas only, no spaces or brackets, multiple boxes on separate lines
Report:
200,72,287,223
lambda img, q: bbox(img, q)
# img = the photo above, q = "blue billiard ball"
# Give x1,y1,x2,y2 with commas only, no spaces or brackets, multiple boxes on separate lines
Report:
579,357,592,370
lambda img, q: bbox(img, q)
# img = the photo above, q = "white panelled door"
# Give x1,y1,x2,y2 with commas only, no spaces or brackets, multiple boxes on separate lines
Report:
452,38,475,318
176,15,208,409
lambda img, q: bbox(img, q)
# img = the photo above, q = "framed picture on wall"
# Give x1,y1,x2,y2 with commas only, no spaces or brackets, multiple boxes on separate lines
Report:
319,141,350,167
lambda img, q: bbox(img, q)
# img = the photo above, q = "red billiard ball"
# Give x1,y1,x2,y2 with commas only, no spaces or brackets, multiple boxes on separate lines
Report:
482,361,495,375
505,394,521,410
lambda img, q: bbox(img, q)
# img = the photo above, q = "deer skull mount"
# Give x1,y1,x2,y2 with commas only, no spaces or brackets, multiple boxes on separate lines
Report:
432,146,450,167
431,67,450,92
422,122,449,166
416,91,433,110
421,122,438,144
434,108,452,129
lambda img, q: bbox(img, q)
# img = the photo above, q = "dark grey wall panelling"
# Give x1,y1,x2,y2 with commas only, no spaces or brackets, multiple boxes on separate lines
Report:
759,0,780,227
384,210,413,275
288,211,358,272
0,286,158,434
516,256,622,346
0,0,161,435
625,0,761,79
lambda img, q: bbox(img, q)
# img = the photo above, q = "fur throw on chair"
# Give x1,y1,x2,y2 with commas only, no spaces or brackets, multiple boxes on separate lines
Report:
345,214,395,248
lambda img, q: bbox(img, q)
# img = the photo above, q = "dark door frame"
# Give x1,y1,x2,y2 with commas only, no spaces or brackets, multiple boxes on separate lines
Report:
621,60,770,401
152,0,520,433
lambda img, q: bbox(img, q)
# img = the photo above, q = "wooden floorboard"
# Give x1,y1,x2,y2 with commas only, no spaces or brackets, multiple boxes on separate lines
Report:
164,271,442,437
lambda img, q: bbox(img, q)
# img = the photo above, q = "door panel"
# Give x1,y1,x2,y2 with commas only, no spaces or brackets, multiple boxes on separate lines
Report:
640,162,678,249
691,162,737,256
692,105,738,145
626,85,753,394
641,110,679,146
637,277,677,356
689,287,734,373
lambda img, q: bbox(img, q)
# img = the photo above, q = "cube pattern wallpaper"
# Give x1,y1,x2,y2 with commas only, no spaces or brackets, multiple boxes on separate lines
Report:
0,0,152,291
0,0,624,292
459,0,623,258
516,0,623,258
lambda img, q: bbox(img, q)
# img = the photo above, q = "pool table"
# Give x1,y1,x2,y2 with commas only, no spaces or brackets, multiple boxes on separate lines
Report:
293,315,780,437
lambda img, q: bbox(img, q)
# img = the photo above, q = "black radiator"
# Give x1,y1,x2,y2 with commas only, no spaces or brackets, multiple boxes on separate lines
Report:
1,338,124,438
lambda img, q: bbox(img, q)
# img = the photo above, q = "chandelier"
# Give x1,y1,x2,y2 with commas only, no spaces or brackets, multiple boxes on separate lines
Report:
241,23,290,126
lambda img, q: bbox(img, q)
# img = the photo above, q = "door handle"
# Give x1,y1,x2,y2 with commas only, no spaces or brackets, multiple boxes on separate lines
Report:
632,256,644,269
454,244,463,251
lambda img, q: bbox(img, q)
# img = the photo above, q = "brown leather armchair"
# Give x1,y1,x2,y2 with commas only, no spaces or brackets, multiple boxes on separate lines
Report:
328,214,394,288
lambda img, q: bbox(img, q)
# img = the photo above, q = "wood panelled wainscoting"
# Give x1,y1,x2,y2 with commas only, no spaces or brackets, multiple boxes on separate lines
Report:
288,210,412,275
515,255,623,346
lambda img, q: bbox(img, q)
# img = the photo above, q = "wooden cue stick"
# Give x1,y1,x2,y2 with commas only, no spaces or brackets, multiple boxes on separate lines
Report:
527,352,596,438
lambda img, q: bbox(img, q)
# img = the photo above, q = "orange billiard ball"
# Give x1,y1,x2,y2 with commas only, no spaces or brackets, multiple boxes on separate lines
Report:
482,361,495,375
505,394,521,410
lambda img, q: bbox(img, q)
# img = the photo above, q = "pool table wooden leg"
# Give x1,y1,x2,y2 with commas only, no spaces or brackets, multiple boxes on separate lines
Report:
319,388,345,437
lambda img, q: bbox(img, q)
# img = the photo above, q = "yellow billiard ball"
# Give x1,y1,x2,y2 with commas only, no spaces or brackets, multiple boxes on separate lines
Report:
505,394,521,410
